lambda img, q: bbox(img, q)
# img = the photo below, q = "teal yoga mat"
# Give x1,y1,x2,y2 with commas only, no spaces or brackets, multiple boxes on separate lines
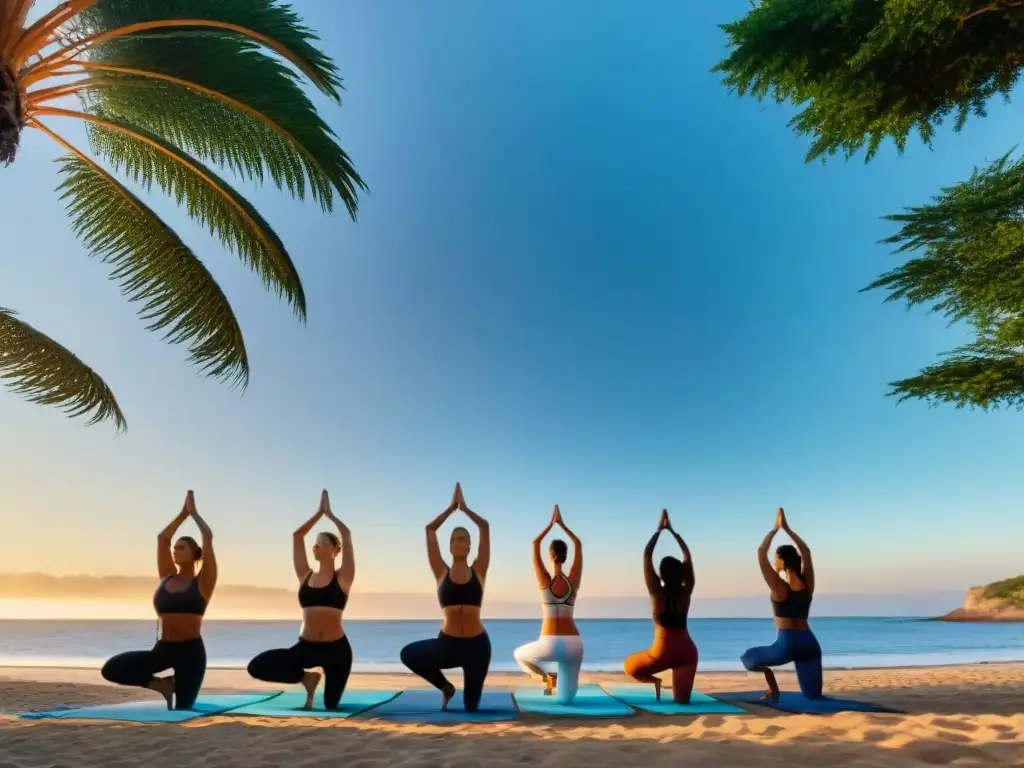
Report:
601,684,745,715
228,689,398,718
19,693,280,723
513,683,636,717
359,688,518,723
717,690,903,715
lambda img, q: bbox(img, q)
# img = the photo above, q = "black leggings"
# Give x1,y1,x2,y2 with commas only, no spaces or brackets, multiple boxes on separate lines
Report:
400,632,491,712
101,638,207,710
247,636,354,710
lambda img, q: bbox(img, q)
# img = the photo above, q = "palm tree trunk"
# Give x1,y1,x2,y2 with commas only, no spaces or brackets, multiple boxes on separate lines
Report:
0,63,23,165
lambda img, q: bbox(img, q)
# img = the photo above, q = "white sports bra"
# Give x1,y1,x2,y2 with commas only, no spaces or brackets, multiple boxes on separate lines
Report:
541,574,576,619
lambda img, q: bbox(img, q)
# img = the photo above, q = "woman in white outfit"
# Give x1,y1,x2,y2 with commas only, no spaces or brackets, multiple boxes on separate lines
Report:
514,505,583,703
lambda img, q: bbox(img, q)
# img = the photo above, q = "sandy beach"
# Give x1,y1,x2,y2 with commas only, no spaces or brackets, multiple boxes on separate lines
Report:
1,664,1022,766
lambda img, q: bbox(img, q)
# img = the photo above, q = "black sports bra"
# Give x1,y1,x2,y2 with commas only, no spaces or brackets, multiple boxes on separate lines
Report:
153,577,207,616
437,568,483,608
654,589,689,629
299,571,348,610
772,585,812,619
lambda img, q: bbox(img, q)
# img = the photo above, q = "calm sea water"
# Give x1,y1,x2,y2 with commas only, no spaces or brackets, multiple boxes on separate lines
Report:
1,618,1022,672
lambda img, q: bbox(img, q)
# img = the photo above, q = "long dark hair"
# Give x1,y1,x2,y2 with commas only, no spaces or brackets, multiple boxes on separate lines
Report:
659,555,692,606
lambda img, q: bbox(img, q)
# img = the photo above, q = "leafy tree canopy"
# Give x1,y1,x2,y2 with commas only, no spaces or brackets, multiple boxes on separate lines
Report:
714,0,1024,161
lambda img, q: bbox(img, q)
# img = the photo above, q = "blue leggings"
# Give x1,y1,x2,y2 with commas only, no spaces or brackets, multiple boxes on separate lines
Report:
741,629,823,699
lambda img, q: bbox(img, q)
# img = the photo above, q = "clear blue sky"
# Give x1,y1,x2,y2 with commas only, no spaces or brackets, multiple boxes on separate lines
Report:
1,0,1022,608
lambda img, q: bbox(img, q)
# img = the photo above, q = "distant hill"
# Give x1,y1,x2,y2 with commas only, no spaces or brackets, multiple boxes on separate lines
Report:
0,572,966,620
937,575,1024,622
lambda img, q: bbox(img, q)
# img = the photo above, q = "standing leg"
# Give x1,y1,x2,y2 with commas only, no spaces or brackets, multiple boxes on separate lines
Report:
321,637,354,710
400,637,456,706
461,634,492,713
793,631,823,700
554,638,583,705
101,646,173,707
170,640,207,710
670,632,699,704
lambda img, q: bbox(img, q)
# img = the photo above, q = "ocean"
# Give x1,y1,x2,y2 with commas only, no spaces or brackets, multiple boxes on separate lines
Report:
1,618,1022,672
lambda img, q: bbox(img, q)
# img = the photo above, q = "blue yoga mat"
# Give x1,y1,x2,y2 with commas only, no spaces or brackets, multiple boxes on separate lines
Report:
717,690,902,715
601,684,745,715
228,689,398,718
20,693,279,723
359,688,518,723
513,683,635,717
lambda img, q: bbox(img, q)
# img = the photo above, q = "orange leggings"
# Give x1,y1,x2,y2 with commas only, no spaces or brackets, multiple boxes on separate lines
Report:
624,628,698,704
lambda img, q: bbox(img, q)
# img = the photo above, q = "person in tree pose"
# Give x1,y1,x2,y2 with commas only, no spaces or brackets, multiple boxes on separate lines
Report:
101,491,217,710
741,507,822,701
623,509,699,703
247,490,355,710
513,505,584,702
400,483,492,711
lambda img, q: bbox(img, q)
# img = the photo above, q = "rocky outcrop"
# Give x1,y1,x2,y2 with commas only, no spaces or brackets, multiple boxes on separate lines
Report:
937,584,1024,622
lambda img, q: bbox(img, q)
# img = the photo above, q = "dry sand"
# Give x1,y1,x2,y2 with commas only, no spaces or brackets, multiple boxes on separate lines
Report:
1,664,1022,766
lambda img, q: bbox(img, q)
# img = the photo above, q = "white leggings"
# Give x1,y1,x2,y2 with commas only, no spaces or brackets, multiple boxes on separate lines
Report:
514,634,584,704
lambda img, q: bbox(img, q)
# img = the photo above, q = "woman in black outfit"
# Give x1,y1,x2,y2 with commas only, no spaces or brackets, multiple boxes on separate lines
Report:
101,491,217,710
400,483,492,711
247,490,356,710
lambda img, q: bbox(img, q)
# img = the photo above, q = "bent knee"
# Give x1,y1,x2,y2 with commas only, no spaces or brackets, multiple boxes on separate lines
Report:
740,650,763,671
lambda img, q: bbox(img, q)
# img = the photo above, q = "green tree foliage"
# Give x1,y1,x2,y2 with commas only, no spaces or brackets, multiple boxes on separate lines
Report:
0,0,366,430
715,0,1024,409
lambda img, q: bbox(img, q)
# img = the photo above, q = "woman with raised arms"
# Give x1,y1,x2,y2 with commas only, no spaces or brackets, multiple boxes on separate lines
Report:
399,483,491,712
247,490,355,710
513,505,584,702
740,507,822,702
623,509,698,703
101,491,217,710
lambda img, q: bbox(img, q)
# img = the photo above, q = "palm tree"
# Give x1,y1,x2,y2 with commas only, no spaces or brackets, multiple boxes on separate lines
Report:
0,0,365,432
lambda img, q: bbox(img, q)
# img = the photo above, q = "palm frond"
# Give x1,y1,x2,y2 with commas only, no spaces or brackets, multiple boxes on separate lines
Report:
24,0,342,100
35,105,306,319
0,305,126,431
64,31,365,215
32,117,250,385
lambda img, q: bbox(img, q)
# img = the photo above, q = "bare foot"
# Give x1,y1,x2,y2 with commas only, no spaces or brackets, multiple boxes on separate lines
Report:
543,672,558,696
441,684,457,710
301,671,322,710
149,677,174,710
761,689,780,703
653,678,662,702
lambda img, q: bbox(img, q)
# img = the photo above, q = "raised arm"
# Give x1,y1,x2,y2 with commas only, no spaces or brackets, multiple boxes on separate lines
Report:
292,496,325,581
323,492,355,592
779,508,814,593
667,523,694,593
187,492,217,599
426,484,460,581
532,514,555,589
460,494,490,579
643,532,659,598
757,519,787,599
555,506,583,591
157,497,190,578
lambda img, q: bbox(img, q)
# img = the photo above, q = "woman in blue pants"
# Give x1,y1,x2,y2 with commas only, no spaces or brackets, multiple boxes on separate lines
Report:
740,507,822,702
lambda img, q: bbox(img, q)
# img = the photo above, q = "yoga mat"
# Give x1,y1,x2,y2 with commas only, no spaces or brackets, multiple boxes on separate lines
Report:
20,693,280,723
359,688,517,723
601,684,745,715
228,689,398,718
512,683,635,718
717,690,903,715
